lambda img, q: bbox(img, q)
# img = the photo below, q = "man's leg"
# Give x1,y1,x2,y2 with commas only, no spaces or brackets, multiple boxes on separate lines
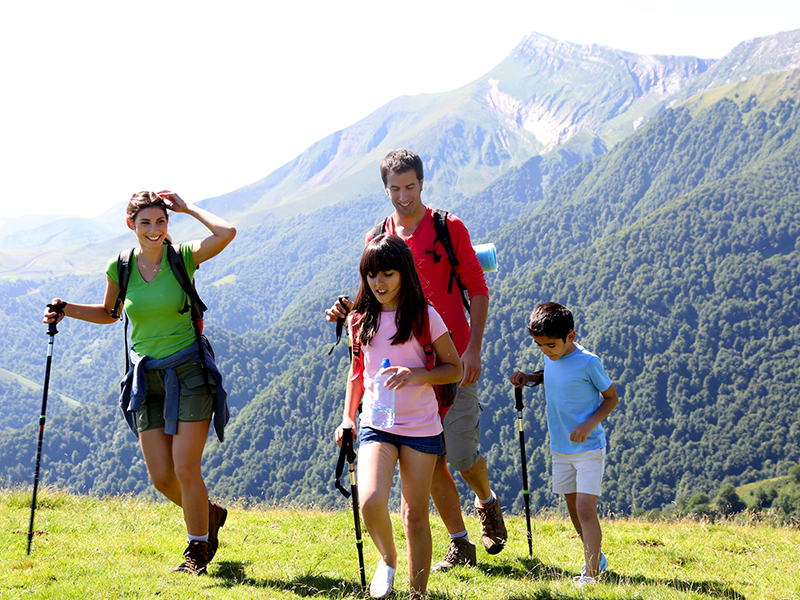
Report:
430,454,476,571
443,383,506,555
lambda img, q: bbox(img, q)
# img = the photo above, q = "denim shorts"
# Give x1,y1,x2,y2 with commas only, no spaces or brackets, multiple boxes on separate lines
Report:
360,426,444,456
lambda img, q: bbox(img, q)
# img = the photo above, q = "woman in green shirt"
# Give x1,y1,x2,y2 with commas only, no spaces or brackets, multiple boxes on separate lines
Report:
43,191,236,575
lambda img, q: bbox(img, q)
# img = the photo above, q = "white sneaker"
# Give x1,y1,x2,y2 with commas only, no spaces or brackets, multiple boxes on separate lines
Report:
369,562,396,599
581,551,608,577
573,575,596,588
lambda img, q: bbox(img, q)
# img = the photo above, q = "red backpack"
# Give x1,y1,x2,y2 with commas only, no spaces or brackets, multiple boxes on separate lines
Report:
349,309,457,419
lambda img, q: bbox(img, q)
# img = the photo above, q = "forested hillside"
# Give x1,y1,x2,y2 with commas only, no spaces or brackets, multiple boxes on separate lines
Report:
2,71,797,516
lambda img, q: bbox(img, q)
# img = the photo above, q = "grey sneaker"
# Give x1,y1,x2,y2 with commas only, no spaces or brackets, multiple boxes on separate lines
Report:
431,537,477,572
172,540,209,575
475,490,507,554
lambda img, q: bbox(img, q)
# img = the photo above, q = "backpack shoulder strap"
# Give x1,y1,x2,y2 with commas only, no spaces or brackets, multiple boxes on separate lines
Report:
371,217,388,240
111,248,134,320
431,209,470,312
349,314,365,383
416,308,436,372
166,243,207,317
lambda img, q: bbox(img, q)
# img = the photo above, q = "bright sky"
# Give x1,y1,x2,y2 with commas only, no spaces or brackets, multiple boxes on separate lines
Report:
2,0,799,219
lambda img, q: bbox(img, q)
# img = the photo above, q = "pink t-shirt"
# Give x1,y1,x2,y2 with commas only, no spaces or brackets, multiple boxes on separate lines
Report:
350,305,448,437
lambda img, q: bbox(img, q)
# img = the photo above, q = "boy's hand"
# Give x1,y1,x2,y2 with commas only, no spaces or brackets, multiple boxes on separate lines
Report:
570,421,595,443
510,371,528,387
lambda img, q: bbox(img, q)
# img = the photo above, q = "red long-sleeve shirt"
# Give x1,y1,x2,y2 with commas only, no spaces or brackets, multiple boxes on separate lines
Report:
365,206,488,354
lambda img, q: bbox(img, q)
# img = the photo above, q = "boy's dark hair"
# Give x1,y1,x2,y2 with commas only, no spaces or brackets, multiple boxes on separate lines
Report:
527,302,574,341
380,149,424,186
352,234,428,347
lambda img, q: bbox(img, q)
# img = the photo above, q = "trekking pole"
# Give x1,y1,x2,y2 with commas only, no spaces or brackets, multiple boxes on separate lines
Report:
514,386,534,557
27,301,66,556
334,426,366,590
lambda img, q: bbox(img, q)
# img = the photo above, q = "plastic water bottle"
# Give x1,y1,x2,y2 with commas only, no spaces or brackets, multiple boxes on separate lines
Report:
371,358,395,428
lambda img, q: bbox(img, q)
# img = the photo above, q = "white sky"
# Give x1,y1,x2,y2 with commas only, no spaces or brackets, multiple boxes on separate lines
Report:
2,0,799,219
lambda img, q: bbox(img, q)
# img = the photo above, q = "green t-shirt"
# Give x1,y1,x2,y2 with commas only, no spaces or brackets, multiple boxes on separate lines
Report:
106,243,198,360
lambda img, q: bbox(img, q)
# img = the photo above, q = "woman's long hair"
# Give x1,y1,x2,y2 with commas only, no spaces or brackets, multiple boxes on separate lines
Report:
352,234,428,346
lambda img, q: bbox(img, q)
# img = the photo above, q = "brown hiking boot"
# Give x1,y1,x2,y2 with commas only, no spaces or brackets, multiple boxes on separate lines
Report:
431,537,477,572
172,540,210,575
208,501,228,562
475,490,507,554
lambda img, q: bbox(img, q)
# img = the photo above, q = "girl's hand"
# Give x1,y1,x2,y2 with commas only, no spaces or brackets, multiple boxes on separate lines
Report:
509,371,527,387
335,420,356,447
43,298,66,324
157,190,189,213
382,366,414,390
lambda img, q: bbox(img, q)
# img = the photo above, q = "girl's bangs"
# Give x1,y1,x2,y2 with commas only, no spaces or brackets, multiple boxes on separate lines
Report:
360,242,403,276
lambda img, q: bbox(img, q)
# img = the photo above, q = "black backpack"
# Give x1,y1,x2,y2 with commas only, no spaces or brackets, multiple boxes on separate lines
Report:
112,242,211,391
372,209,470,312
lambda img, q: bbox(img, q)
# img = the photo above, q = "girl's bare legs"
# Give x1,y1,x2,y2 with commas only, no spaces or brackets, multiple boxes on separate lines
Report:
564,492,602,578
357,441,400,570
139,421,211,536
399,446,437,598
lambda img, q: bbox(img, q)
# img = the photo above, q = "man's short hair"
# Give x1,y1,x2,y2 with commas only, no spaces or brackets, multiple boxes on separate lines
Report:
380,149,424,186
527,302,574,341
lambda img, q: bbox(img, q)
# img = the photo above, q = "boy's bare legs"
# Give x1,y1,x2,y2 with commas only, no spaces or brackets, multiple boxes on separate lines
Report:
399,446,437,598
564,492,602,578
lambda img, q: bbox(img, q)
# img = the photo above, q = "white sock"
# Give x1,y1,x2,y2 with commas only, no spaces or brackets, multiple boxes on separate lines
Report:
187,532,209,543
477,493,494,506
449,529,470,541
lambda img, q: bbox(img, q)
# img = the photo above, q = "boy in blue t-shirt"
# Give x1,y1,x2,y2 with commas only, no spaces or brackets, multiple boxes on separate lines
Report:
510,302,618,588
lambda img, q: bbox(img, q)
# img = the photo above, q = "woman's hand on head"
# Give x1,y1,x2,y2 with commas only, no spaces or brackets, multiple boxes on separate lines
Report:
42,298,66,324
157,190,188,213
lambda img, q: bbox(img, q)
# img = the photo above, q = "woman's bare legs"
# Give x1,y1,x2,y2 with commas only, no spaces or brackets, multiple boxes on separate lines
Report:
139,421,211,536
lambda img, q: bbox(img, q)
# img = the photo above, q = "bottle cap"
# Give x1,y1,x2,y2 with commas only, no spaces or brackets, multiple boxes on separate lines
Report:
381,358,391,368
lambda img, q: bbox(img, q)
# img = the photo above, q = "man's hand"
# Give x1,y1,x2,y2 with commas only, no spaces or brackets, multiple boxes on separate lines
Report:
325,296,353,323
460,345,482,387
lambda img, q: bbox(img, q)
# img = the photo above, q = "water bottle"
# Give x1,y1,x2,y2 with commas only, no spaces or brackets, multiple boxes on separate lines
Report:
371,358,395,428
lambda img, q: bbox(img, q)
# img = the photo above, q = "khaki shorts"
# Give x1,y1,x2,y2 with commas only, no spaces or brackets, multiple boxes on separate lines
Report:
136,360,215,432
441,382,481,472
551,448,606,496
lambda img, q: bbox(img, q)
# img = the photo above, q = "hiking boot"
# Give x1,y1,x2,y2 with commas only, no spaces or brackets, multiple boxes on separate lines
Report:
208,500,228,562
475,490,507,555
431,537,477,572
172,540,209,575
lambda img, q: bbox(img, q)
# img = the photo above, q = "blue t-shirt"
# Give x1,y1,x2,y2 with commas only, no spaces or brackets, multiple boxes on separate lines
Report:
542,343,613,454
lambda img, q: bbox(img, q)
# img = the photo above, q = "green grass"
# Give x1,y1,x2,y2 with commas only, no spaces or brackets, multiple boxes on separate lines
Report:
2,487,798,599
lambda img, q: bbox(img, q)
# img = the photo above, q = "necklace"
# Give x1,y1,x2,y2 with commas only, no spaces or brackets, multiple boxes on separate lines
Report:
137,253,161,274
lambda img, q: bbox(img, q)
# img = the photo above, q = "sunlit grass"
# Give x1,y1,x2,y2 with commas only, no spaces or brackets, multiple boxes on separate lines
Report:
2,486,798,599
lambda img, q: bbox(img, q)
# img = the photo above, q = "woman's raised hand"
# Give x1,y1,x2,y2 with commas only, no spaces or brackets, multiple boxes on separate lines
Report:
157,190,189,213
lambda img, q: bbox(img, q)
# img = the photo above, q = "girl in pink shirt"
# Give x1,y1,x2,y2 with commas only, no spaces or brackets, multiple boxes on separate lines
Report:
335,234,462,599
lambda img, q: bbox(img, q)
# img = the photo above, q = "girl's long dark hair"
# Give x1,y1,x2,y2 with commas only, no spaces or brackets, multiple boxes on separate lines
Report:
352,234,428,346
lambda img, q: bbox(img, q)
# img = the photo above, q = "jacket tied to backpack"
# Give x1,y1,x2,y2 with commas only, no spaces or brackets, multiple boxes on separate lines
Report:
118,337,229,442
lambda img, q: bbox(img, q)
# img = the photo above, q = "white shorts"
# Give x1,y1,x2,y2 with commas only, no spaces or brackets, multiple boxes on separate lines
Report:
551,448,606,496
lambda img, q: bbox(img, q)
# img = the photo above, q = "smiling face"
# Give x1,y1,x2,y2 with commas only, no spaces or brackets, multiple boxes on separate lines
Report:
127,206,168,250
367,269,402,311
533,331,577,361
385,170,425,221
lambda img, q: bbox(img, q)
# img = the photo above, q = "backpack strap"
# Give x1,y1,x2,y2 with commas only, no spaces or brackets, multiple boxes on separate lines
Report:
371,218,388,240
164,242,212,394
112,249,134,374
431,209,470,313
111,248,134,320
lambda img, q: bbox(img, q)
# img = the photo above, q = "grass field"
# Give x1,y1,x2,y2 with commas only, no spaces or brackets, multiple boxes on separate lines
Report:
2,487,798,599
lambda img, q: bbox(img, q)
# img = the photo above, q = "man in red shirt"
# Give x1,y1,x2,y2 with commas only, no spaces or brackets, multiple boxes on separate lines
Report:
327,149,506,571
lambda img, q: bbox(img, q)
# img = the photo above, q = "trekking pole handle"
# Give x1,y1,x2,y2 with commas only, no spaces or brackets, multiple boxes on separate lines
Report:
515,386,524,412
46,302,67,336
